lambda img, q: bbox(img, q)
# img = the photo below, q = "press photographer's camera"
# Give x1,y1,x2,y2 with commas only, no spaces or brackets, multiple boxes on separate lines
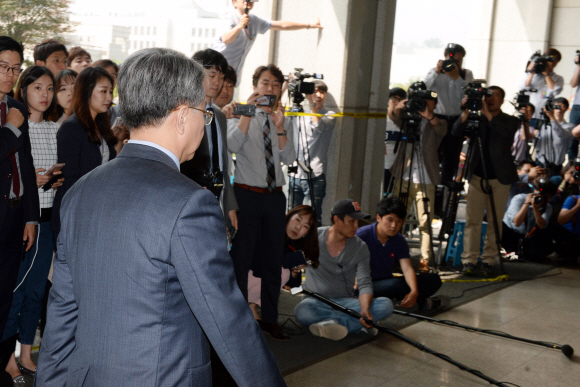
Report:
463,80,493,111
286,68,323,111
526,51,554,75
573,158,580,181
534,177,548,205
543,96,562,112
404,81,437,114
441,43,461,73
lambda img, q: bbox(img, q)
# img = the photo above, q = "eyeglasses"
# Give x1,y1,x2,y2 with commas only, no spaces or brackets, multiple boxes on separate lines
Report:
0,64,23,76
172,106,214,125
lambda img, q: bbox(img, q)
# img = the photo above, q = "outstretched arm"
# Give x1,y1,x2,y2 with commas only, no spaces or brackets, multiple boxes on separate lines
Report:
271,17,323,31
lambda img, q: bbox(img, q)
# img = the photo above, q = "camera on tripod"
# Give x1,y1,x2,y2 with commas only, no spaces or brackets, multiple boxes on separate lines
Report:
512,89,532,110
286,68,323,111
463,80,493,112
403,81,437,114
526,51,555,74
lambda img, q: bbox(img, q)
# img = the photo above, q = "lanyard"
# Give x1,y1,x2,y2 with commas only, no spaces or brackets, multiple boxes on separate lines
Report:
235,14,254,41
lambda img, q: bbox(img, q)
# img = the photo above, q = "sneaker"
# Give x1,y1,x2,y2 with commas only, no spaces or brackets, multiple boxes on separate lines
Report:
418,260,430,273
361,327,379,336
481,263,494,276
422,295,451,311
462,262,476,276
309,320,348,341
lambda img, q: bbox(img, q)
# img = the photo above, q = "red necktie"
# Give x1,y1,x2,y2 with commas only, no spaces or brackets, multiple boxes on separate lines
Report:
1,102,20,197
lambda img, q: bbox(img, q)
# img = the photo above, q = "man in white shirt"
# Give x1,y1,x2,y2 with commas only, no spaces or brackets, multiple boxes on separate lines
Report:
424,43,474,186
213,0,322,86
519,48,564,120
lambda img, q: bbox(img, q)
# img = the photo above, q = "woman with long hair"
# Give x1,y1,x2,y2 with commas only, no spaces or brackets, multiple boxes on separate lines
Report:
51,67,117,238
248,205,319,340
53,68,77,126
2,66,64,381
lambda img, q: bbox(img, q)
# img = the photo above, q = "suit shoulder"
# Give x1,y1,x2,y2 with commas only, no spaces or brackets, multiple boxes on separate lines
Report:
7,96,25,111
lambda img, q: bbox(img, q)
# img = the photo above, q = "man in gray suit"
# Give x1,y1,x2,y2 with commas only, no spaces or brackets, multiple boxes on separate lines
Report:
180,49,238,230
35,48,285,387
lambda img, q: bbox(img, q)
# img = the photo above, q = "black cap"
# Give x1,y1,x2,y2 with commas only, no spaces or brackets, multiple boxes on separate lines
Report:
389,87,407,100
331,199,371,220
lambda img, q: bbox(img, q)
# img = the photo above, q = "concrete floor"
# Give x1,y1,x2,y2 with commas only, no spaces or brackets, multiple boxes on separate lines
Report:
284,267,580,387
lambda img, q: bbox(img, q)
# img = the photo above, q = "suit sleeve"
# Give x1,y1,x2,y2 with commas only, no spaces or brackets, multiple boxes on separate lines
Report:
35,233,79,387
0,125,22,165
170,189,285,387
20,119,40,223
57,123,83,193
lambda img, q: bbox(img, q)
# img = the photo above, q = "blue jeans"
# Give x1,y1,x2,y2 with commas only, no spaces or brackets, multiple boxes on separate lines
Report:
290,174,326,225
1,221,54,344
294,296,393,334
372,273,442,309
566,105,580,161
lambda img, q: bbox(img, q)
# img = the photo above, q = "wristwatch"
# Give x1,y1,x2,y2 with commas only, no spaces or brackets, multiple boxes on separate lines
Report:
277,130,287,136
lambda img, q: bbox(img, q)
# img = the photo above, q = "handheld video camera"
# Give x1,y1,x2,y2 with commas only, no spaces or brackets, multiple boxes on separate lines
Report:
513,89,531,110
543,95,562,112
463,80,493,112
286,68,323,111
404,81,437,114
442,43,461,73
526,51,555,74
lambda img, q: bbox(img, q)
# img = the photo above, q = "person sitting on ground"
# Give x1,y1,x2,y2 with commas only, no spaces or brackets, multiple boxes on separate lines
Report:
356,196,450,311
294,199,393,341
511,103,536,165
506,160,541,210
247,205,319,340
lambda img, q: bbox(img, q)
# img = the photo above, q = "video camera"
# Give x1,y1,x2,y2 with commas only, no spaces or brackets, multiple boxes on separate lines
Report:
526,51,555,74
404,81,437,114
286,68,323,112
463,80,493,112
543,95,562,112
512,89,532,110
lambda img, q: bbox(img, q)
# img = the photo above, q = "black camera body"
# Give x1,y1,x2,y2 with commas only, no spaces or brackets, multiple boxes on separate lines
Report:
543,96,562,112
442,58,458,73
575,50,580,65
463,80,493,112
404,81,437,114
573,158,580,181
534,177,548,206
527,51,554,74
287,68,323,111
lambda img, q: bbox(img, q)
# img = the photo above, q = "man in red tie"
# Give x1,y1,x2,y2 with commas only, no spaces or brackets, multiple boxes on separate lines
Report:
0,36,39,386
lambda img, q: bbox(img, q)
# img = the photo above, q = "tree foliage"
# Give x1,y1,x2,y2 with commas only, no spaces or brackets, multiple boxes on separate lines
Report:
0,0,78,49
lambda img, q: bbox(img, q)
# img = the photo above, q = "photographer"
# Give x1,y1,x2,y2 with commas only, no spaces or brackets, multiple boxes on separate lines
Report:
452,86,519,276
534,97,575,176
520,48,564,119
566,50,580,160
425,43,473,185
227,64,294,340
511,103,536,165
290,80,335,226
213,0,322,86
384,88,406,195
391,84,447,273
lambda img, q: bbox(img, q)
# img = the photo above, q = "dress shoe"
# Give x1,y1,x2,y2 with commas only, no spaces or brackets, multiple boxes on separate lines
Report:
12,375,28,386
16,361,35,377
257,320,290,341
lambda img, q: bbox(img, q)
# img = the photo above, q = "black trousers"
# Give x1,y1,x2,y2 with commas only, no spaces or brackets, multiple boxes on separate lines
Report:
230,186,286,324
372,273,442,309
436,115,462,186
0,204,25,385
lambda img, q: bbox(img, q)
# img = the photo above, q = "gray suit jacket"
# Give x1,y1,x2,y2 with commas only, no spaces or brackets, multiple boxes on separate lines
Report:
35,144,284,387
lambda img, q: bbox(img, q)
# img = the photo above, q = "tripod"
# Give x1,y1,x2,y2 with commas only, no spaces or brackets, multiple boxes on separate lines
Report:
439,111,506,274
387,114,437,271
534,112,558,173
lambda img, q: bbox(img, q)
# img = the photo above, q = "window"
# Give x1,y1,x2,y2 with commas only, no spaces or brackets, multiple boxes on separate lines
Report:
153,27,157,35
192,28,196,37
198,28,202,36
133,41,137,49
140,41,143,49
147,26,150,35
205,29,209,37
212,29,216,38
141,26,144,35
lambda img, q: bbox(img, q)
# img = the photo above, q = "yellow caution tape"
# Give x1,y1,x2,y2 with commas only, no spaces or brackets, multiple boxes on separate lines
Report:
442,274,509,283
284,111,388,119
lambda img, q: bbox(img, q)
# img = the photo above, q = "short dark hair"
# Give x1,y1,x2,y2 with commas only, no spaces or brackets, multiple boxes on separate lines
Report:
67,46,91,66
488,86,505,100
330,213,346,225
252,64,284,87
555,97,569,110
192,49,228,74
544,48,562,62
14,66,56,121
517,159,536,170
313,80,328,93
34,39,68,62
92,59,119,74
224,65,237,86
444,43,466,57
543,181,558,196
376,196,407,220
520,102,535,114
0,36,24,62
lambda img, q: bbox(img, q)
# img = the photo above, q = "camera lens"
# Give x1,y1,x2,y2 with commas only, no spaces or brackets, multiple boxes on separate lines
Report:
534,195,544,204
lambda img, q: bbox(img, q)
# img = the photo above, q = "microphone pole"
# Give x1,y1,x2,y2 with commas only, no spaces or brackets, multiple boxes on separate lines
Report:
299,288,513,387
244,6,249,29
392,309,574,358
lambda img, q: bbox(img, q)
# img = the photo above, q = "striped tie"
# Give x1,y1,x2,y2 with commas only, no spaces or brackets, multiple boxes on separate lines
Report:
263,115,276,193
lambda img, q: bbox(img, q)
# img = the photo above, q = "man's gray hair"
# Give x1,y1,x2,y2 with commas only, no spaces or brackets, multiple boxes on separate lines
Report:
118,48,205,130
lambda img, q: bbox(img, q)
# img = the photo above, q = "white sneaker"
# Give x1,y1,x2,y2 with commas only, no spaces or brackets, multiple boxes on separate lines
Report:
309,320,348,341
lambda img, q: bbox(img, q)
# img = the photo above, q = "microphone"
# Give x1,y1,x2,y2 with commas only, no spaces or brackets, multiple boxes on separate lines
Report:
244,6,249,30
561,344,574,358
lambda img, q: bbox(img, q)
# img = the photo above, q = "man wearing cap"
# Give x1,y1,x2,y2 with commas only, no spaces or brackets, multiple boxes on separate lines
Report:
213,0,322,86
384,87,407,195
294,199,393,341
290,80,335,225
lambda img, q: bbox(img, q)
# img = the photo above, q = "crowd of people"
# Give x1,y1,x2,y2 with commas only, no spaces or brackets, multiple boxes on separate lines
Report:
1,0,580,385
